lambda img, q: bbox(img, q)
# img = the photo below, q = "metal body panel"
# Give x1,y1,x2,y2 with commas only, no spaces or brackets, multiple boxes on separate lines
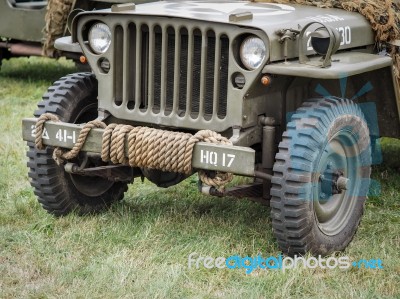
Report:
54,36,82,53
76,1,375,62
22,118,256,176
0,0,46,42
264,53,393,79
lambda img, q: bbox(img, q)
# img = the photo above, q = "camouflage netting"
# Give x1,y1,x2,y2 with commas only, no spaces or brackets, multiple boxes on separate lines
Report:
42,0,74,57
254,0,400,83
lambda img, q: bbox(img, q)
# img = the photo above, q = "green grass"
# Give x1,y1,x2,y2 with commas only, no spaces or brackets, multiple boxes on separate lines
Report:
0,57,399,298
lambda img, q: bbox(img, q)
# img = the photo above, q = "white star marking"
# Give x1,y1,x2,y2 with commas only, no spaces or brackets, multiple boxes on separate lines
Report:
164,2,295,17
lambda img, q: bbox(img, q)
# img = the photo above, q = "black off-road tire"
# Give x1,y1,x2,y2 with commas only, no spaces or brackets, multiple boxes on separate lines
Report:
27,73,128,216
270,97,371,255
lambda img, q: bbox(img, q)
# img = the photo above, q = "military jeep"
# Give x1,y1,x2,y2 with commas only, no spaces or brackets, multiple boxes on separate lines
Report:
22,1,400,255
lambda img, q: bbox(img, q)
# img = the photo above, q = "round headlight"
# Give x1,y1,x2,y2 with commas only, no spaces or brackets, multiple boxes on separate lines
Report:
240,36,266,70
88,23,111,54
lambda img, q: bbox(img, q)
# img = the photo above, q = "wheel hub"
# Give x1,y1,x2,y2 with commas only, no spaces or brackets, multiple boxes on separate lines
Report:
319,168,350,199
313,130,360,236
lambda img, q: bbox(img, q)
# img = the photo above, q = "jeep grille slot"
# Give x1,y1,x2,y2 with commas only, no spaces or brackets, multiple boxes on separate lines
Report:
114,23,229,121
114,25,124,106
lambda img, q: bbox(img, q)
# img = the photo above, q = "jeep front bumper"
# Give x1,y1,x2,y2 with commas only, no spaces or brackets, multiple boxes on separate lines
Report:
22,118,256,177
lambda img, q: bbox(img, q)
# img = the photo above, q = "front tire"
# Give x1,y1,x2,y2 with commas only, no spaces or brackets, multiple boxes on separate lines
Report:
270,97,371,255
27,73,128,216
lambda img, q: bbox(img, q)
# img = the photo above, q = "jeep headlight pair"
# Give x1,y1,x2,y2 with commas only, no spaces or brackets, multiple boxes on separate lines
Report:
87,23,266,70
88,22,111,54
240,36,266,70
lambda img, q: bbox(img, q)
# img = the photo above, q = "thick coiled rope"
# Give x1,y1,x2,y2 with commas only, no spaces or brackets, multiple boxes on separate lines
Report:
35,114,233,189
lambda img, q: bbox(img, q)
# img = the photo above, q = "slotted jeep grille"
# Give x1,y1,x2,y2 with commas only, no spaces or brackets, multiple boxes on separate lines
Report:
78,15,264,131
113,22,229,121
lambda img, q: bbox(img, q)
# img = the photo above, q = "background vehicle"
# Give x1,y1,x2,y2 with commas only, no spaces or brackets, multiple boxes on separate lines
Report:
22,0,400,255
0,0,154,68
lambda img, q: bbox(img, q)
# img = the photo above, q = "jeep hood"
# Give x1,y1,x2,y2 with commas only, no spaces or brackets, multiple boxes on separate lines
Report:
81,0,376,61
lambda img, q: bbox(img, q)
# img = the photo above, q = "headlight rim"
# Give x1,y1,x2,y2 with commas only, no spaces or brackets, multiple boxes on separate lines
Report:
88,22,112,55
239,35,267,71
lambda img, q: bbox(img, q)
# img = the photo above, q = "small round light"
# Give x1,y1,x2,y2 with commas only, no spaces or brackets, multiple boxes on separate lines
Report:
88,23,111,54
240,36,266,70
261,75,272,86
79,56,87,64
232,72,246,89
99,58,110,73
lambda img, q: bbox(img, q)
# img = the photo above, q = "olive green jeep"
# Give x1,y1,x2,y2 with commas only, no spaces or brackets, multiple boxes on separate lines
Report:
22,1,400,255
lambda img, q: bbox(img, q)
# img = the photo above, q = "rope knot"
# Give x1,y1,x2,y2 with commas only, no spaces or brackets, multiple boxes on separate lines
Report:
35,113,60,150
35,114,106,165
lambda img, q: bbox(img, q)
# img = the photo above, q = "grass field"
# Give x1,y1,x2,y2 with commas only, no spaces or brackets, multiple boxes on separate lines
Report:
0,57,399,298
